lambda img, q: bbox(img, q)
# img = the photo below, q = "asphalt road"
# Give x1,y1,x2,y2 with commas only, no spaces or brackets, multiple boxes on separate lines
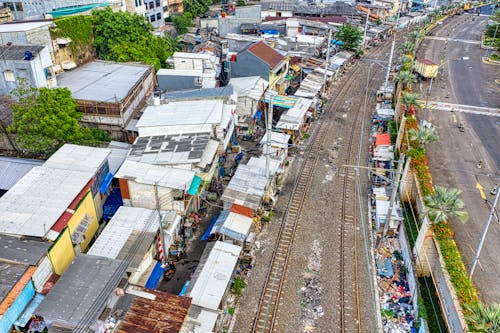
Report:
418,13,500,304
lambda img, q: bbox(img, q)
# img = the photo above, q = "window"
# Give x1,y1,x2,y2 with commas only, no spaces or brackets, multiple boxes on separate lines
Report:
150,15,156,22
155,0,161,7
149,1,154,9
156,12,161,20
135,0,142,7
15,2,23,11
3,70,15,82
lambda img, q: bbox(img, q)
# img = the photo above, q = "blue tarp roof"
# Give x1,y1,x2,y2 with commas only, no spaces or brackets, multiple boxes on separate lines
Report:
209,210,248,243
145,261,164,289
99,172,113,194
201,213,220,241
14,293,45,327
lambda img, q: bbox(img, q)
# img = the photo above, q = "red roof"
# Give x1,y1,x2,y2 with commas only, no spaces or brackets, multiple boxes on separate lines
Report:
418,59,437,65
247,41,285,69
375,133,391,146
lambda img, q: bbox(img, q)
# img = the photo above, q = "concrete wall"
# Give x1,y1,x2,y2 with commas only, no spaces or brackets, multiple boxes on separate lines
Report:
48,227,76,275
158,74,201,92
0,25,53,52
0,0,112,20
230,51,269,81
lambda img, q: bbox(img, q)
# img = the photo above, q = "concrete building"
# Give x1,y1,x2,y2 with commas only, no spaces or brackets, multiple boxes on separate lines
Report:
0,156,43,194
56,61,155,141
0,44,56,95
0,0,118,20
0,21,53,51
230,41,288,92
260,2,294,18
229,76,268,128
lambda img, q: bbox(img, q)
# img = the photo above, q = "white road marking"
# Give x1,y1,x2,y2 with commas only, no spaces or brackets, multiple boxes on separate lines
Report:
420,101,500,117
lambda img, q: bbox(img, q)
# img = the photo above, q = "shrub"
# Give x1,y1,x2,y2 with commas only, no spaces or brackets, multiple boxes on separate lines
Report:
231,276,247,296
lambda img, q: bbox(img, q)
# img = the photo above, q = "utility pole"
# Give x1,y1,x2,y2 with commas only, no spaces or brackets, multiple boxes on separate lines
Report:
470,186,500,278
322,28,333,95
265,96,273,196
384,38,395,91
363,8,370,50
154,183,168,267
381,154,405,240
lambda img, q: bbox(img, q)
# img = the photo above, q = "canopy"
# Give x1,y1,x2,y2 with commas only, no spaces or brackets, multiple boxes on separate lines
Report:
375,133,391,146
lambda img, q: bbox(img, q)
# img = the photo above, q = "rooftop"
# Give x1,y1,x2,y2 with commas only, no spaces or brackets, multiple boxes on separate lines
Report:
57,60,152,103
136,99,224,128
0,21,53,33
222,164,268,209
229,76,268,100
36,255,127,330
0,234,50,265
87,207,159,271
115,160,195,190
118,287,191,333
128,133,217,167
162,86,234,101
180,305,218,333
0,166,93,238
44,144,110,174
186,241,242,311
211,210,253,243
0,45,44,60
0,263,28,308
247,41,285,69
0,156,43,191
260,1,295,11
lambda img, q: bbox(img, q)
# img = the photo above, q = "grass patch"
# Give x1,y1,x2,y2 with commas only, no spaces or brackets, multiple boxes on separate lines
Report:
419,276,447,333
402,203,419,249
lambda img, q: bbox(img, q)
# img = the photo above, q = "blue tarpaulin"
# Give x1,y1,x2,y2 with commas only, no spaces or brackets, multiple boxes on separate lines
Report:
102,188,123,221
201,213,220,241
179,280,190,296
253,110,262,120
99,172,114,194
187,175,203,196
145,261,165,289
14,293,45,328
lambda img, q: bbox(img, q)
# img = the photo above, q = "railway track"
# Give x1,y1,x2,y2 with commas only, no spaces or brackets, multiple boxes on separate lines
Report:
251,36,402,333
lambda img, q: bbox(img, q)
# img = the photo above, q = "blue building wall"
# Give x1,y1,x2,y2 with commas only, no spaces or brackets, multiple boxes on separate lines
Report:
230,51,270,81
0,280,35,333
158,74,201,92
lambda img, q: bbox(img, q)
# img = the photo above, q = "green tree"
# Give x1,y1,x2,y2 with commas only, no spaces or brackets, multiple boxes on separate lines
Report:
183,0,212,17
92,8,179,70
464,302,500,332
395,70,417,90
336,24,363,51
400,41,415,55
408,127,439,147
7,80,109,157
400,91,421,116
172,12,194,34
424,186,468,224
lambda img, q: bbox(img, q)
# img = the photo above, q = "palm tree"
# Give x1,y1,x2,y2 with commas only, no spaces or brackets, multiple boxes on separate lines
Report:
400,41,415,55
464,303,500,332
408,127,439,147
424,186,468,224
400,92,421,116
396,70,417,91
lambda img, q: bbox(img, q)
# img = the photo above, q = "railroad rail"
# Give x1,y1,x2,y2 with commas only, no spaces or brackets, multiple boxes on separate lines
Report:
251,38,401,333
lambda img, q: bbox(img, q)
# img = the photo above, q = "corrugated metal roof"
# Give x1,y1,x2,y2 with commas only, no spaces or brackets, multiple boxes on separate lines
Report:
180,305,218,333
229,76,268,101
0,166,94,238
0,21,52,33
186,241,241,310
0,234,50,265
260,131,291,149
44,144,110,173
136,99,224,128
247,41,285,69
211,210,253,243
163,86,234,101
115,160,195,190
118,287,191,333
0,156,43,190
222,164,267,210
0,263,28,309
36,254,127,330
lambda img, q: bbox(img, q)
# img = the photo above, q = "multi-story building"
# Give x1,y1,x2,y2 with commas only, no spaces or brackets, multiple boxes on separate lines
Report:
123,0,165,28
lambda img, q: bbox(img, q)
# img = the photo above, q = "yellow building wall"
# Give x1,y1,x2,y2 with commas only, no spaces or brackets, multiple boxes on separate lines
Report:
48,228,75,275
269,58,290,91
67,190,99,252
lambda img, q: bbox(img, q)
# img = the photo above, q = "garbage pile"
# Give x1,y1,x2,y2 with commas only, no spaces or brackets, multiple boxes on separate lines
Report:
376,238,416,333
300,240,323,332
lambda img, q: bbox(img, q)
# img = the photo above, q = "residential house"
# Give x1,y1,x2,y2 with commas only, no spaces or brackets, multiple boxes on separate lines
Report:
166,0,183,14
0,21,53,51
0,44,56,95
260,2,294,18
136,99,236,150
56,60,155,141
218,5,261,37
229,76,268,129
88,207,182,285
230,41,289,92
115,160,201,215
0,235,50,332
0,0,119,20
0,7,13,22
208,210,254,246
35,254,127,332
144,0,165,28
117,287,191,333
183,241,242,333
43,144,113,220
0,156,43,195
158,52,220,92
276,97,313,140
260,131,291,163
0,161,106,275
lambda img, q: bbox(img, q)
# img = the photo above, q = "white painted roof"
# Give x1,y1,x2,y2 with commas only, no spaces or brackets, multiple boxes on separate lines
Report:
173,52,213,60
187,241,241,310
218,211,253,241
180,305,218,333
44,144,110,174
157,68,203,77
88,207,158,259
115,160,195,190
0,167,93,238
229,76,268,100
246,156,281,175
260,131,290,149
198,139,220,169
136,99,224,128
0,21,53,33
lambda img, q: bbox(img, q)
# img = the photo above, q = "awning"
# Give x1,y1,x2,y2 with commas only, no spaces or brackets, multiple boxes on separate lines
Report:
145,261,165,289
375,133,391,146
187,175,203,196
291,64,301,72
14,293,45,327
99,172,114,194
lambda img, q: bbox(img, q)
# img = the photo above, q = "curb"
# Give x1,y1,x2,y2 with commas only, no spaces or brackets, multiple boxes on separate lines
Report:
481,56,500,65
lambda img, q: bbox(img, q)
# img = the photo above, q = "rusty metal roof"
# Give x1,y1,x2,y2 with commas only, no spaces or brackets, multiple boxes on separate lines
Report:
247,41,285,69
118,288,192,333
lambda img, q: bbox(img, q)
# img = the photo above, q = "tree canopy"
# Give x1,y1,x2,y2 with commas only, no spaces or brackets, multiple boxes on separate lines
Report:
183,0,212,17
92,8,179,70
7,80,109,157
335,24,363,51
424,186,468,224
172,12,194,34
